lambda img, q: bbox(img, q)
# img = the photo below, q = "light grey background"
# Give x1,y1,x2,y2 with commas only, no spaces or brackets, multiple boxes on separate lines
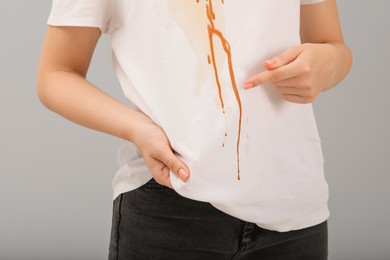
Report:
0,1,389,259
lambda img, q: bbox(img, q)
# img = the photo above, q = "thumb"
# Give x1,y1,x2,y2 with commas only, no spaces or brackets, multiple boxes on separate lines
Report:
161,149,190,182
264,46,303,70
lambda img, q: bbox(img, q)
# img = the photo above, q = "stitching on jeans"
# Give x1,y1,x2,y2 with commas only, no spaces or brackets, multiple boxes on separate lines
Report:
115,194,123,260
231,222,257,259
230,221,246,260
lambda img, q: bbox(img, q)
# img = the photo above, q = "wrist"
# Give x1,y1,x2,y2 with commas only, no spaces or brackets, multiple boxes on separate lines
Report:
122,109,154,144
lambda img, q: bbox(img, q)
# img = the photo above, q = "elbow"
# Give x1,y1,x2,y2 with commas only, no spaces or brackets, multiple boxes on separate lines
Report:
340,42,353,78
346,44,353,73
36,74,51,109
36,70,60,110
332,42,353,84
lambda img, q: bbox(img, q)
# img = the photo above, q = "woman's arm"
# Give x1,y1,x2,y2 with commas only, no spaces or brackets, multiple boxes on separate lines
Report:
300,0,352,91
36,26,190,186
37,26,146,143
243,0,352,104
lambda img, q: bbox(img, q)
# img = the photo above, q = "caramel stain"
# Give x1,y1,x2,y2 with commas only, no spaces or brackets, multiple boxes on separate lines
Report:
167,0,243,180
202,0,243,180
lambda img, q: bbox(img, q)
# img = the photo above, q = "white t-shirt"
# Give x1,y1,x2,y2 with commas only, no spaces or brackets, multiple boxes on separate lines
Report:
48,0,328,232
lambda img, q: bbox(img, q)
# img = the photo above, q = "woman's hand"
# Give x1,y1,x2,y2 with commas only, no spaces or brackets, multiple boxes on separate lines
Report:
243,43,343,104
243,0,353,104
132,118,190,189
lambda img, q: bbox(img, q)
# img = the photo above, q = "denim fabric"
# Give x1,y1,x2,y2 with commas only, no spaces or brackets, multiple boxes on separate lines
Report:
108,178,328,260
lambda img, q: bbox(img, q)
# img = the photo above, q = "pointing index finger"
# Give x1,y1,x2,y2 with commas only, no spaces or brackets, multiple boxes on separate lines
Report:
243,46,303,89
244,63,299,89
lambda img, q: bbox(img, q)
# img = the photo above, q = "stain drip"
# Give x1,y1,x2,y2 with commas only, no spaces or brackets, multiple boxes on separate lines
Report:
201,0,243,180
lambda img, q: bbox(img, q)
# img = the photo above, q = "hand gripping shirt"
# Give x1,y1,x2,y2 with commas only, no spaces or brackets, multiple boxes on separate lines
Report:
48,0,328,232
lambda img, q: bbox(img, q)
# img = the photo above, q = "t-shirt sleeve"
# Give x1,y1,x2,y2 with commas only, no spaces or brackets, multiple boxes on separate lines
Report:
300,0,325,5
47,0,113,34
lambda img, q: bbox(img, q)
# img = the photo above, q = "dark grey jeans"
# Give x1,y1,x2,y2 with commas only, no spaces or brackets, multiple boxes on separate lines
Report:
108,178,328,260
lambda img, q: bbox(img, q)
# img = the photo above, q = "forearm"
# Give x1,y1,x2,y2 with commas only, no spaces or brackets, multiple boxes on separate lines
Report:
37,71,149,143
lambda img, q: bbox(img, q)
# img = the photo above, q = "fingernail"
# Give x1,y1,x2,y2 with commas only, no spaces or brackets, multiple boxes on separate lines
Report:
265,59,276,66
178,168,188,181
243,82,253,89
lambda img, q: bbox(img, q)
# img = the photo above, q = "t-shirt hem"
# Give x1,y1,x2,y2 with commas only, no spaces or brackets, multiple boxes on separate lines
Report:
300,0,324,5
255,206,330,232
112,178,151,201
113,176,330,232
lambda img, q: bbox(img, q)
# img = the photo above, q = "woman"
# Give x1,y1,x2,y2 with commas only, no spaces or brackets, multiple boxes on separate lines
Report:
37,0,352,259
